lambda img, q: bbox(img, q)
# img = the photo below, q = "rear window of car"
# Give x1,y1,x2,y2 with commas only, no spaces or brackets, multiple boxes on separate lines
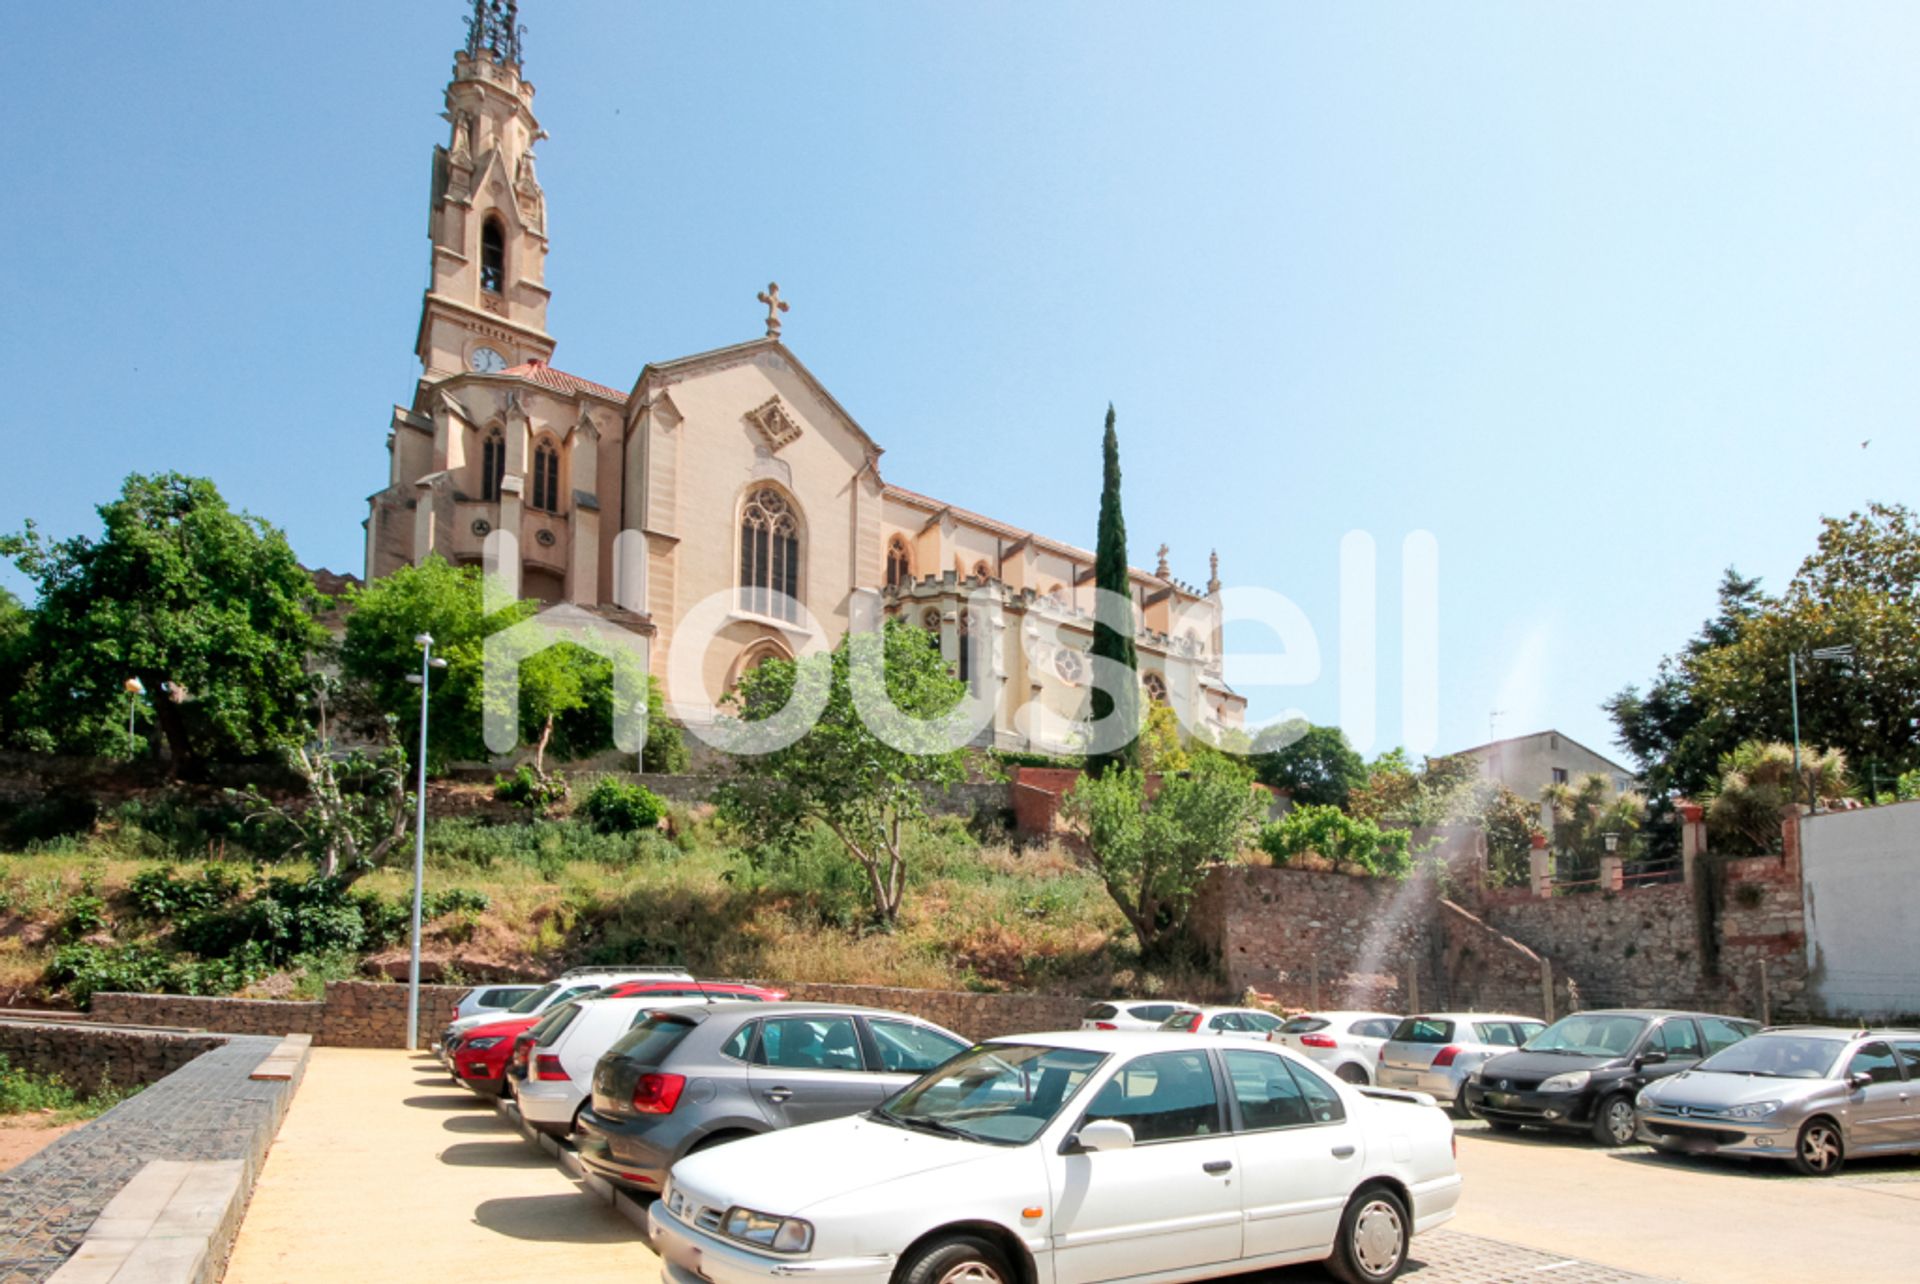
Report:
1242,1012,1282,1033
478,987,531,1008
1474,1021,1530,1047
1159,1010,1202,1030
1281,1017,1330,1034
1128,1004,1179,1022
1391,1018,1455,1044
1084,1004,1119,1020
605,1014,700,1067
1350,1018,1398,1039
531,1003,583,1045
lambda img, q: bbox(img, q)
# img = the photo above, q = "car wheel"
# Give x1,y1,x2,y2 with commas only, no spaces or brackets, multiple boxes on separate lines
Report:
1590,1093,1637,1147
1447,1097,1475,1121
897,1235,1016,1284
1790,1118,1846,1177
1337,1063,1371,1086
1325,1185,1411,1284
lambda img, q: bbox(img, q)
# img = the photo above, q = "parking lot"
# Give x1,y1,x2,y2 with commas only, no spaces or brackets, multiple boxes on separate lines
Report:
223,1050,1920,1284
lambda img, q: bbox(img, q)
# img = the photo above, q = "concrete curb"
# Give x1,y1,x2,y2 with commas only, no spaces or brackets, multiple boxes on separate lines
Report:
492,1095,657,1241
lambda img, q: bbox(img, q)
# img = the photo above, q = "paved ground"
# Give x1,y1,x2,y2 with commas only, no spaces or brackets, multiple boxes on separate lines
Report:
223,1049,655,1284
0,1115,82,1175
226,1051,1673,1284
1449,1120,1920,1284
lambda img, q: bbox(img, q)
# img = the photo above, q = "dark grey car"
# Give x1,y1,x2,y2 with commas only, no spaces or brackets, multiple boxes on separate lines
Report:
574,1001,970,1193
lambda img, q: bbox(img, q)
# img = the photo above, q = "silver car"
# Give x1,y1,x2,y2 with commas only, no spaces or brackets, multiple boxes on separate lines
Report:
1636,1026,1920,1176
1376,1012,1546,1114
1271,1010,1402,1085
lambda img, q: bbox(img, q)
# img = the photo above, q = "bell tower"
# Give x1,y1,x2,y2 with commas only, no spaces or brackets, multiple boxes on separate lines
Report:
416,0,556,380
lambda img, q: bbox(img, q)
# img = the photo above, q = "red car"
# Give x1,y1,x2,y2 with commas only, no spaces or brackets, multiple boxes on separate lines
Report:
455,978,786,1097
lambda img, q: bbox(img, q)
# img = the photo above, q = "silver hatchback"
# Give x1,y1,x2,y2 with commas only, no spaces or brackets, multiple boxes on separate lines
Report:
1636,1027,1920,1176
1376,1012,1546,1114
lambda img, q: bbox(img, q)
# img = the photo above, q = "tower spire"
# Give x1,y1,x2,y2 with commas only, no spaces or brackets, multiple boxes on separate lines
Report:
465,0,524,68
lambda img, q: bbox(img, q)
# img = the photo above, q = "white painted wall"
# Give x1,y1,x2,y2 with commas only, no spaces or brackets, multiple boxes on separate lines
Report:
1801,800,1920,1019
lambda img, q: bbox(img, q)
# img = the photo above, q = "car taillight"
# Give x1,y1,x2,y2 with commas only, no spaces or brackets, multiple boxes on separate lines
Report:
535,1054,570,1082
1300,1034,1339,1049
1094,1022,1116,1031
1432,1046,1462,1068
632,1073,686,1114
512,1043,531,1070
1187,1014,1204,1033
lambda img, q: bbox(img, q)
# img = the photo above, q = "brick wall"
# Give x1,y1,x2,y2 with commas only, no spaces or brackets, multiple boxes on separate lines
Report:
0,1018,225,1092
779,982,1090,1041
90,994,324,1037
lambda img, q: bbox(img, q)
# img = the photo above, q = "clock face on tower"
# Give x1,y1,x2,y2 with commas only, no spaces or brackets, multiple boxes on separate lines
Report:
469,346,508,373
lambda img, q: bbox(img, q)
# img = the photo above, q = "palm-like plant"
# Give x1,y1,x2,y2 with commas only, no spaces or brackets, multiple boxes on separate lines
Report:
1541,774,1647,870
1704,740,1848,854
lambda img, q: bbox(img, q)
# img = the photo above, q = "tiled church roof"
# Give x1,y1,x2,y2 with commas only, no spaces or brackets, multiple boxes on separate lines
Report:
502,360,627,403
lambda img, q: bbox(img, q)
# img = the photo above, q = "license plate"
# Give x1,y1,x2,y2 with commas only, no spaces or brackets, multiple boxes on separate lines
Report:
1488,1092,1516,1107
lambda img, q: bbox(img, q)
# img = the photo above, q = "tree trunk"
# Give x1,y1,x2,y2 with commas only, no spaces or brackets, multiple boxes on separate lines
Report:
147,678,200,779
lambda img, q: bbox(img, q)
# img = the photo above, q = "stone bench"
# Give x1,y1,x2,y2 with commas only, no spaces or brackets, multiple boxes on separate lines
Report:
48,1159,247,1284
248,1032,313,1082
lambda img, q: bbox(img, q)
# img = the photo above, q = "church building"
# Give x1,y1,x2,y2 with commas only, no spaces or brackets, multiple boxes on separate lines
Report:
364,2,1245,745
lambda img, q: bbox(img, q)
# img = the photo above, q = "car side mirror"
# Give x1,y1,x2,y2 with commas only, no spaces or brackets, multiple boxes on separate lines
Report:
1071,1120,1136,1153
1848,1072,1873,1091
1637,1050,1668,1067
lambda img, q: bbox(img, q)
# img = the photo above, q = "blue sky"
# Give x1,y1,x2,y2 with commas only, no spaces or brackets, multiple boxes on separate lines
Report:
3,3,1915,764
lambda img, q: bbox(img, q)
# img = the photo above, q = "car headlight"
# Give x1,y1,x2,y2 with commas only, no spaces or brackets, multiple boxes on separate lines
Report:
1537,1071,1591,1094
723,1206,814,1254
665,1184,684,1217
1722,1100,1782,1121
1634,1089,1652,1109
464,1036,503,1051
1469,1068,1484,1084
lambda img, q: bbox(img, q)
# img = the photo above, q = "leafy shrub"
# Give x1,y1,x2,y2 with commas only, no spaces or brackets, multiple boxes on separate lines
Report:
423,887,491,918
175,876,373,964
582,777,666,834
127,864,252,919
61,894,108,940
0,1052,79,1115
1258,804,1412,878
49,941,271,1008
493,765,568,813
988,749,1085,772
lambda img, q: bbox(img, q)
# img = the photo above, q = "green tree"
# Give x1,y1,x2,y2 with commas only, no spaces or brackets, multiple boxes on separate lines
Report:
713,619,966,926
1061,753,1264,960
1088,405,1140,776
1257,803,1413,877
0,474,328,774
0,587,31,749
1249,720,1368,809
1608,506,1920,814
232,740,413,883
1137,700,1191,774
1542,773,1647,869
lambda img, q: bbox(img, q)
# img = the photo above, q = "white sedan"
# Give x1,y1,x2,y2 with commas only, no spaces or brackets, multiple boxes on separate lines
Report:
651,1029,1459,1284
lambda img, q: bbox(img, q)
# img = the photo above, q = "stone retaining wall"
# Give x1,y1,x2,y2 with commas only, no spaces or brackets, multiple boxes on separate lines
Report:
779,982,1091,1041
0,1019,225,1092
0,1030,296,1282
317,980,473,1046
90,993,324,1037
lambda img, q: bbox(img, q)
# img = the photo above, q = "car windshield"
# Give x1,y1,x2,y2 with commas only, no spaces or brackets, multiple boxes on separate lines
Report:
878,1044,1107,1146
507,984,558,1014
1281,1017,1330,1034
1523,1015,1648,1056
1697,1034,1846,1079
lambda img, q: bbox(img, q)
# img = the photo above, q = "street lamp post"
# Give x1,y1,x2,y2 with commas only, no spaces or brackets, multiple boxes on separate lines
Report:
1789,645,1854,812
403,633,448,1052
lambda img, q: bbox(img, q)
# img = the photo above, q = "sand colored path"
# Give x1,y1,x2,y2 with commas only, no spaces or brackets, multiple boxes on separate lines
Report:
224,1048,658,1284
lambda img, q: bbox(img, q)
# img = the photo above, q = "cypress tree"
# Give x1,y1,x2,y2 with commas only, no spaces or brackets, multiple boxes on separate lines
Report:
1088,404,1140,775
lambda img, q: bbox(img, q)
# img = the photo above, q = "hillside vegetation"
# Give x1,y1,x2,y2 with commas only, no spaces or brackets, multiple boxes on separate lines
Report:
0,797,1230,1007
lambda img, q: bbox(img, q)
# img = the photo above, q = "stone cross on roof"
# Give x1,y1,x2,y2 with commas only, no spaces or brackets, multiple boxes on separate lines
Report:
757,282,790,338
1155,543,1171,577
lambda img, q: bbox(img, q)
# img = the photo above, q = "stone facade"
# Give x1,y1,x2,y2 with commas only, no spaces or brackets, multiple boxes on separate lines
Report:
363,14,1246,753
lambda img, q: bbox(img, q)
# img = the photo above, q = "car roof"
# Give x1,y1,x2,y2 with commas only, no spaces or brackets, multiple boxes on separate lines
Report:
1757,1025,1920,1039
1295,1010,1400,1022
638,999,953,1021
1397,1012,1545,1024
986,1029,1297,1055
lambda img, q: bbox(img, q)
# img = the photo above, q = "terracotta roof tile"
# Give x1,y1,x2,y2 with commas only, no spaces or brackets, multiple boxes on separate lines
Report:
502,360,627,403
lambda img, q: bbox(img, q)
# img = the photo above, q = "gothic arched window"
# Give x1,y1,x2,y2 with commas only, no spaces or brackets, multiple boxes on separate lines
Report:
886,536,912,590
481,429,506,502
530,440,560,512
480,218,506,294
1143,672,1168,705
957,611,975,687
739,487,801,621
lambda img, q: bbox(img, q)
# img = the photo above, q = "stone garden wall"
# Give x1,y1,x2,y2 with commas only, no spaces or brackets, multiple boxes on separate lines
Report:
90,993,325,1037
779,982,1091,1041
0,1018,226,1092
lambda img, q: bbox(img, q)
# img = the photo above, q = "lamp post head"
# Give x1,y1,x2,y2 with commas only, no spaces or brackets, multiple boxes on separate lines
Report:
429,657,449,670
1603,831,1620,853
415,633,435,649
